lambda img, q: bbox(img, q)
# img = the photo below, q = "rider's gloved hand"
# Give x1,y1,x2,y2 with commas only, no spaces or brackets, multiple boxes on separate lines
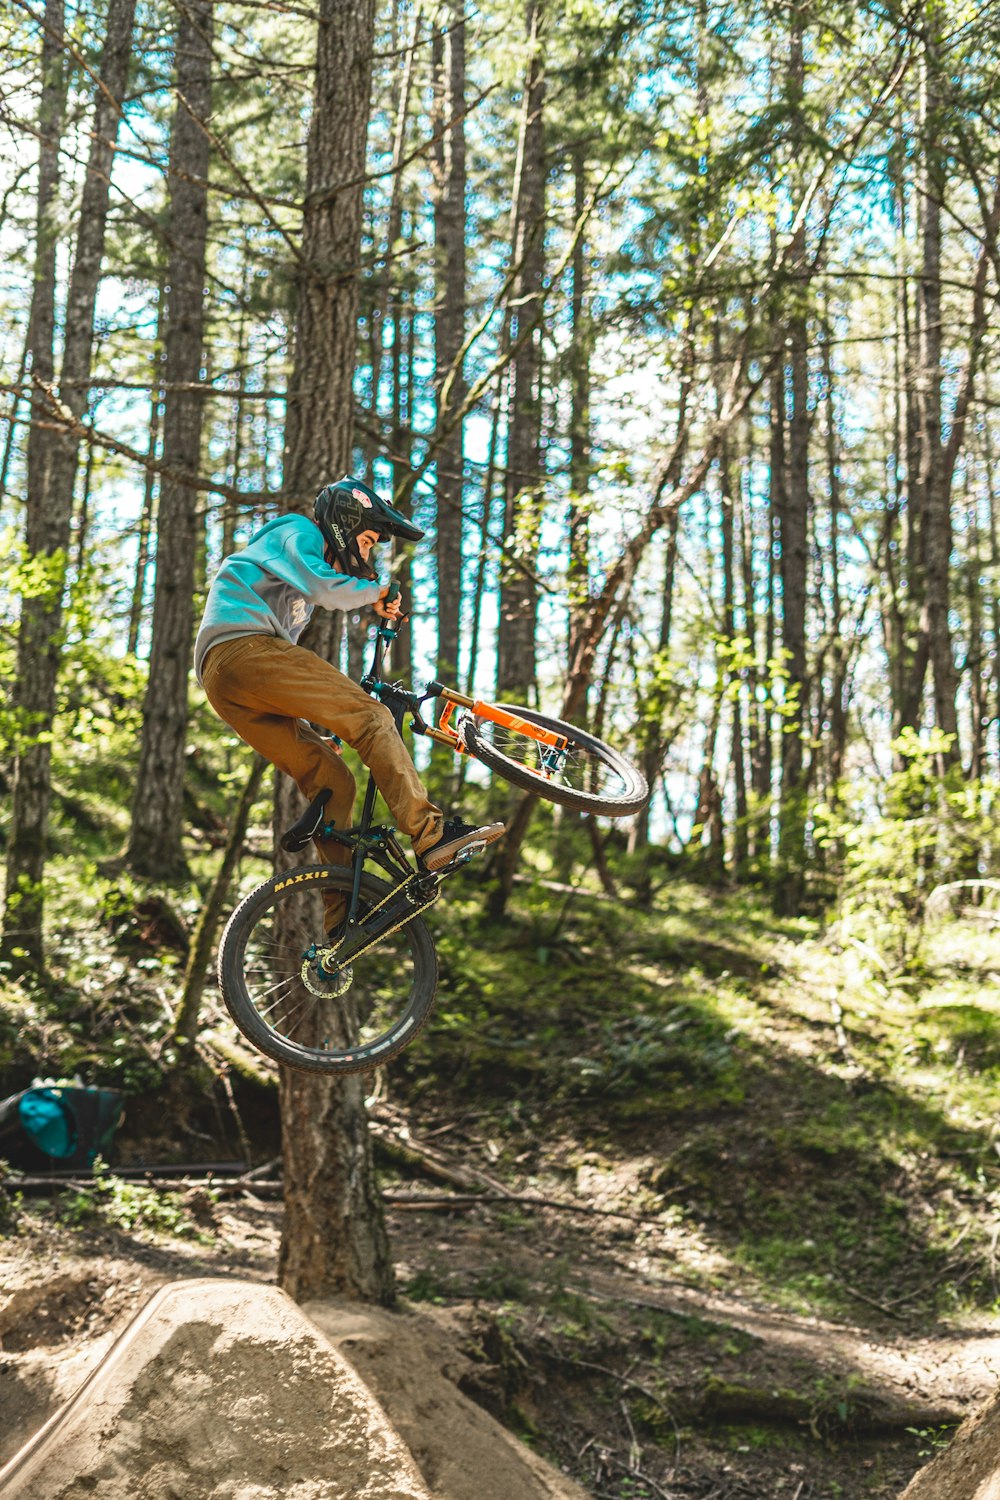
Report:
373,586,403,621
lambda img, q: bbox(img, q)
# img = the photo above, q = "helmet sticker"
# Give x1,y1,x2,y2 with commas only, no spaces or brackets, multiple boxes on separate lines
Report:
352,488,372,506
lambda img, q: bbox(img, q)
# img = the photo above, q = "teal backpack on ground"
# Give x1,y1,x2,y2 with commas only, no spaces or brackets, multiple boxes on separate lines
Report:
0,1085,124,1170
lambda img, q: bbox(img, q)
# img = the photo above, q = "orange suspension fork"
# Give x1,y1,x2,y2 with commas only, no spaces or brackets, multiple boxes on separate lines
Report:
424,687,569,757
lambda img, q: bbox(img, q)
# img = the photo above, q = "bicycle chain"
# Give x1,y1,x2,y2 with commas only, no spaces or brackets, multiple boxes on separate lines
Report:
321,872,439,969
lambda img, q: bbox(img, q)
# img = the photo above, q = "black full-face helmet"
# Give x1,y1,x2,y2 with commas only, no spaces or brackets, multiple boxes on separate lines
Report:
313,475,424,581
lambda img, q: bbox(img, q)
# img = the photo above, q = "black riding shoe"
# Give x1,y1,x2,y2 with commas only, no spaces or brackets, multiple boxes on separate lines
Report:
418,817,505,872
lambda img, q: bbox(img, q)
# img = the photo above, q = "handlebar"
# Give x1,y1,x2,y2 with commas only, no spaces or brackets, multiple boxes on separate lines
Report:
360,584,447,740
367,578,405,684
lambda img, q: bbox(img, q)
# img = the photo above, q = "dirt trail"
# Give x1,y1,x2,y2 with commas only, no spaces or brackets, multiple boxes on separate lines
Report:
569,1262,1000,1414
4,1202,1000,1498
307,1299,588,1500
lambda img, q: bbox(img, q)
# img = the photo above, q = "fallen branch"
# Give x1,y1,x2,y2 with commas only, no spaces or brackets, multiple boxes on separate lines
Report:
695,1374,962,1436
199,1031,276,1088
830,1275,906,1322
5,1172,675,1228
366,1110,512,1195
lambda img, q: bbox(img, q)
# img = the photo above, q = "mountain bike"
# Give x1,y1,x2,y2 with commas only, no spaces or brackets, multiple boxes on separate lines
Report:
218,591,648,1075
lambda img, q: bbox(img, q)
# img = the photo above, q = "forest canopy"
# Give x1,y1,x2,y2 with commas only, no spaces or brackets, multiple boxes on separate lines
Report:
1,0,998,964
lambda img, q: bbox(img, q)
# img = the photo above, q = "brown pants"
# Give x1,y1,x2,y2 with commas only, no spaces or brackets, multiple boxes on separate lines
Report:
202,634,443,919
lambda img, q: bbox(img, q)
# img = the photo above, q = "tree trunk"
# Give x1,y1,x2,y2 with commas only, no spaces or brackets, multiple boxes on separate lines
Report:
3,0,134,972
630,511,679,858
827,328,851,798
774,12,810,916
740,408,765,865
128,0,213,877
756,354,784,878
377,4,419,686
1,0,66,972
898,156,929,740
222,242,251,558
432,0,467,686
720,408,748,877
129,292,164,656
496,0,545,702
386,271,413,687
389,268,414,688
985,415,1000,777
0,326,30,511
276,0,394,1307
916,18,959,764
966,482,986,780
881,144,908,743
463,377,504,708
567,145,591,689
369,0,419,455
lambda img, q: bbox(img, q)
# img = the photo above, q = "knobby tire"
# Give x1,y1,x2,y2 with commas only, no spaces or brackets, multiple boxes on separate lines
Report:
219,867,438,1075
462,704,648,816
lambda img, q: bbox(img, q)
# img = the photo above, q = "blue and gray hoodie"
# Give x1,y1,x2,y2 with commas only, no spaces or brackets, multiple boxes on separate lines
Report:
193,513,382,683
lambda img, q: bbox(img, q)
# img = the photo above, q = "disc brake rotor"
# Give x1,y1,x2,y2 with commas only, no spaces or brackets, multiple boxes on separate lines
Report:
300,945,354,999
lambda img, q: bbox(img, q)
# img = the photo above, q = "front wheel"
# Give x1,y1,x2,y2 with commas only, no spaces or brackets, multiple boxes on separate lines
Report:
461,705,648,816
218,867,438,1075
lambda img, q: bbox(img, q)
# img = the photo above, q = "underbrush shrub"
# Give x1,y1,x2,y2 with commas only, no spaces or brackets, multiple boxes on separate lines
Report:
0,1163,21,1234
817,730,998,973
59,1158,216,1240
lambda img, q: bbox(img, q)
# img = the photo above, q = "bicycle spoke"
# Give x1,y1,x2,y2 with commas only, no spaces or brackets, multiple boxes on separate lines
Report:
229,873,432,1063
479,722,628,796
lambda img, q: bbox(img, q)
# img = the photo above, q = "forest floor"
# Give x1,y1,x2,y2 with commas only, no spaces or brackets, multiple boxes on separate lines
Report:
3,857,1000,1498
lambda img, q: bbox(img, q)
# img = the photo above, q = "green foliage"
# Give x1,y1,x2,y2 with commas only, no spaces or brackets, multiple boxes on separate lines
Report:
817,732,997,972
2,532,69,608
566,1006,742,1106
403,1268,451,1304
59,1159,215,1241
905,1424,958,1459
472,1262,535,1302
0,1165,23,1236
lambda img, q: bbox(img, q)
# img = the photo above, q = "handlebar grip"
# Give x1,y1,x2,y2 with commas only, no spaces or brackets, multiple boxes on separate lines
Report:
385,579,401,604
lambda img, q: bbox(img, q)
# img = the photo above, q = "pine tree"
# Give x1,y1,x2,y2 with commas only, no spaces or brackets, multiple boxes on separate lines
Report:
128,0,214,877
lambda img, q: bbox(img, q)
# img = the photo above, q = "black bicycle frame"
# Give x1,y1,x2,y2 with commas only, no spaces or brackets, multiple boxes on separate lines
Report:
320,613,438,946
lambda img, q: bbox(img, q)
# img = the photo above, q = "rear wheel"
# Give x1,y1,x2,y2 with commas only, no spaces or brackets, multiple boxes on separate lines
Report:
462,705,648,816
218,867,437,1074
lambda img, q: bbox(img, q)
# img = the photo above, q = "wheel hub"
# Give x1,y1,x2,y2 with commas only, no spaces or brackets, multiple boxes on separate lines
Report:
301,945,354,998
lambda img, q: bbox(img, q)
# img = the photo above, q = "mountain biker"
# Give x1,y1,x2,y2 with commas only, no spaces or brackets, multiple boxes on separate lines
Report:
194,475,504,928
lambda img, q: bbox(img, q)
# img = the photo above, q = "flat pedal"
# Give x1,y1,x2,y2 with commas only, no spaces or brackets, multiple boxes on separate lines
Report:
437,839,487,874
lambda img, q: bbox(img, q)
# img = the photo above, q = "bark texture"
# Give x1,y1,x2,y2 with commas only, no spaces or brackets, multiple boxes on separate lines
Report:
128,0,214,876
567,147,591,688
496,0,545,701
276,0,394,1307
916,25,958,760
1,0,65,972
3,0,135,970
432,0,467,685
898,16,961,760
774,14,810,915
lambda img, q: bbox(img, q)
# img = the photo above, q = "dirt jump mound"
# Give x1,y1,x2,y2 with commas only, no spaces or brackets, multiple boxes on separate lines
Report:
898,1387,1000,1500
0,1279,431,1500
